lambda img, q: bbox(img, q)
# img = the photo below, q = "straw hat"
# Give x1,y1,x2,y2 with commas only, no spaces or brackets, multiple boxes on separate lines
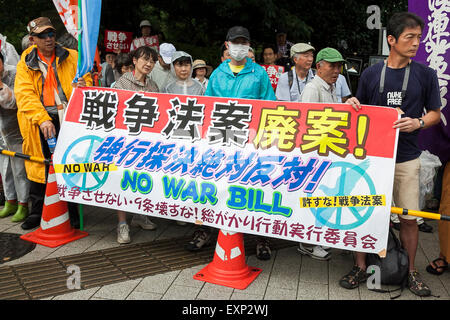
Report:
192,59,213,77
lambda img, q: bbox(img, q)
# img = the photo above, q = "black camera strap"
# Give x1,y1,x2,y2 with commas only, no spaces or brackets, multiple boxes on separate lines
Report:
378,59,410,106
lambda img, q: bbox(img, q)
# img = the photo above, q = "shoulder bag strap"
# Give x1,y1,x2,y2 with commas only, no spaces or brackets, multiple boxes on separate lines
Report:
288,69,294,89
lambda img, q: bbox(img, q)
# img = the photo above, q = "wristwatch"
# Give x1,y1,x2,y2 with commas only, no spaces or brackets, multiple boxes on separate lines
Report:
418,118,425,129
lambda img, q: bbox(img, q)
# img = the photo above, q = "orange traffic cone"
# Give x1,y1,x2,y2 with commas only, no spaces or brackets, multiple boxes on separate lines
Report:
20,162,88,248
193,230,262,290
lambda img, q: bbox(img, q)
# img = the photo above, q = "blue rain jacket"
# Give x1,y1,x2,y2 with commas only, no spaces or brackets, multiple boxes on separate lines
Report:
205,58,276,100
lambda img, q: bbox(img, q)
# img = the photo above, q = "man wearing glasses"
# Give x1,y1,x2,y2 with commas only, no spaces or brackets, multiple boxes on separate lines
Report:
14,17,92,230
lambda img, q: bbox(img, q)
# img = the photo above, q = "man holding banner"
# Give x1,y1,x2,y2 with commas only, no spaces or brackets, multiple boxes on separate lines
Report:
343,12,441,297
14,17,92,230
130,20,159,52
202,26,276,260
298,47,350,261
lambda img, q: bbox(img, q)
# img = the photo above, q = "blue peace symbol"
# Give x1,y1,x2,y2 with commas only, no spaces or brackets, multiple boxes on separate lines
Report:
61,135,108,191
307,161,376,230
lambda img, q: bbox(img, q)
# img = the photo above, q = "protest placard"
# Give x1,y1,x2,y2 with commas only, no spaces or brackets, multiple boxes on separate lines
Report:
260,64,284,90
104,30,133,52
130,35,159,52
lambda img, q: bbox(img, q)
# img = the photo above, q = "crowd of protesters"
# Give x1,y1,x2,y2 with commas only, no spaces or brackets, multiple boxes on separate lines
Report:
0,11,448,298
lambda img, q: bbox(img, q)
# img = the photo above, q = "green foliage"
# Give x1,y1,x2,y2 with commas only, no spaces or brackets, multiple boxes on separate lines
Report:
133,0,407,67
0,0,56,53
0,0,407,66
298,0,408,54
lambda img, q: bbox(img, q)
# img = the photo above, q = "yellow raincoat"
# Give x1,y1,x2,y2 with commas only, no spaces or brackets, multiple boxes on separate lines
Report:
14,44,92,184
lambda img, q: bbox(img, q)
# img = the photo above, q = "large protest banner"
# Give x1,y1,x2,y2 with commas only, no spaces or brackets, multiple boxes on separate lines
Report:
53,87,399,255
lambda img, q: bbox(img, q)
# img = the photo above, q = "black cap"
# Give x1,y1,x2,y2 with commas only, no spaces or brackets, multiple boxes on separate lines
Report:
226,26,250,41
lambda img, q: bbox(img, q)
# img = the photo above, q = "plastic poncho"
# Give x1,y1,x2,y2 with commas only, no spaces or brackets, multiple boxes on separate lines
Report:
163,51,204,96
0,34,20,67
149,61,177,91
0,64,23,149
0,64,30,203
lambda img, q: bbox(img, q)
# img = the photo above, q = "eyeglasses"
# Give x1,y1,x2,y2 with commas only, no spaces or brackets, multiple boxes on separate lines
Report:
35,31,56,39
137,57,155,65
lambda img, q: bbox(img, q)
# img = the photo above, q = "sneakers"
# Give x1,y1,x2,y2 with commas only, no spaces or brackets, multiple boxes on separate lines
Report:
408,270,431,297
256,239,271,260
131,214,157,230
297,243,331,261
339,265,368,289
184,229,211,252
117,223,131,244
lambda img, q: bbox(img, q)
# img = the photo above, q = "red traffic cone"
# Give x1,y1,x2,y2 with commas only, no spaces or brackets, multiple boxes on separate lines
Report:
20,162,88,248
193,230,262,290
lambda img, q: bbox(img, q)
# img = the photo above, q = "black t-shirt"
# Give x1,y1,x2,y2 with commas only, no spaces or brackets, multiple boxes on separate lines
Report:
356,60,441,163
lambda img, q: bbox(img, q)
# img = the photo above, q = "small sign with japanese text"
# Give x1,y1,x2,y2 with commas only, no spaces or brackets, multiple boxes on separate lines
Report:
260,64,284,90
104,30,133,53
53,87,399,255
130,35,159,52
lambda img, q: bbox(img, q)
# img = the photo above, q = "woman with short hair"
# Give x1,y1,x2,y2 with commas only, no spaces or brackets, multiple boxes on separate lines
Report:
112,46,159,244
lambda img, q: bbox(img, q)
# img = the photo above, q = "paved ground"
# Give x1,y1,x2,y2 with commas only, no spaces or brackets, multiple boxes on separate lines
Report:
0,203,449,301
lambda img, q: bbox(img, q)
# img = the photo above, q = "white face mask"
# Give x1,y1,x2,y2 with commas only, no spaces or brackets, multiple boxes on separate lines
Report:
228,42,249,62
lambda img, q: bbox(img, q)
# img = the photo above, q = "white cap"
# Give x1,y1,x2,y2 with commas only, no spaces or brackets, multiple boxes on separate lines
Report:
159,43,176,64
140,20,151,28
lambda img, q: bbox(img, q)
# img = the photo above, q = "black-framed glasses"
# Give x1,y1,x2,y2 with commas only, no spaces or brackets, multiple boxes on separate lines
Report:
35,31,56,39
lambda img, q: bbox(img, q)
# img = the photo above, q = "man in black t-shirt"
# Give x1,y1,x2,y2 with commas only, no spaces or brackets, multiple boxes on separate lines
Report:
344,12,441,297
